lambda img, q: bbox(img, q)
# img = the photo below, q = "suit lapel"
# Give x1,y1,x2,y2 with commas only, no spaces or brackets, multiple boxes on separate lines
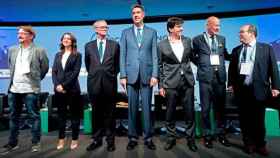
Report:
181,37,189,63
236,45,243,64
253,43,261,72
64,53,75,70
11,46,20,65
130,27,139,48
164,39,180,63
201,34,211,53
92,40,101,64
102,40,110,63
57,53,63,69
139,26,147,49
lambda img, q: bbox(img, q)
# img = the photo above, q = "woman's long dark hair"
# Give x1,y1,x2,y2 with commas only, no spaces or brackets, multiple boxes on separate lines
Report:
59,32,78,55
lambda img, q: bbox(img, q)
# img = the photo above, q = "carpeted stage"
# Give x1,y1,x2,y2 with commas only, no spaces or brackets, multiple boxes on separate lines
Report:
0,130,280,158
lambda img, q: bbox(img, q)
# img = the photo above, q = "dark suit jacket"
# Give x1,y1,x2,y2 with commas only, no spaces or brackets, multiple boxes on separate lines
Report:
85,39,120,100
52,52,81,94
193,33,231,83
228,42,280,101
158,36,195,89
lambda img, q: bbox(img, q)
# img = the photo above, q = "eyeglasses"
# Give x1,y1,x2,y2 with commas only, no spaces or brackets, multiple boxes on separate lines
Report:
239,30,249,33
96,26,109,29
17,31,30,35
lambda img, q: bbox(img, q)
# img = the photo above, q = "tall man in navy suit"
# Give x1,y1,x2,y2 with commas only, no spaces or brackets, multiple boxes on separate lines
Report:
228,24,280,156
193,16,231,148
120,4,158,150
85,20,120,152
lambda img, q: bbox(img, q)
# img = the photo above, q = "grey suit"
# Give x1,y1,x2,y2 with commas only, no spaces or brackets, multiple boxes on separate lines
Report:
193,33,231,137
158,36,196,140
120,25,158,141
8,43,49,93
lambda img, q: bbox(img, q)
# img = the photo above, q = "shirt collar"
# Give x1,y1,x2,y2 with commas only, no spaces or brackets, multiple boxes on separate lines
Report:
97,37,106,44
205,32,216,39
248,39,256,47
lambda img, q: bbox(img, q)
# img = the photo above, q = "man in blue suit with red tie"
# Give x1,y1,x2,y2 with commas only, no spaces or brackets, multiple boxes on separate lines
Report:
120,4,158,150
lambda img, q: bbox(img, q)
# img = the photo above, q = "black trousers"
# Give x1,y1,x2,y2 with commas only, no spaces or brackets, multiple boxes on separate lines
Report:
236,86,266,147
55,92,82,140
199,72,226,137
91,93,115,143
165,76,195,140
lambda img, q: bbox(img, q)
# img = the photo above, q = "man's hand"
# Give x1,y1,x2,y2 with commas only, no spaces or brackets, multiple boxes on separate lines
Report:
272,89,280,97
150,77,158,87
56,84,64,93
159,88,166,97
228,86,234,93
120,78,127,94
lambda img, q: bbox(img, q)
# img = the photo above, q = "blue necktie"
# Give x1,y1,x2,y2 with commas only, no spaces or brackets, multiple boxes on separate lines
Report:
136,28,142,45
98,41,103,62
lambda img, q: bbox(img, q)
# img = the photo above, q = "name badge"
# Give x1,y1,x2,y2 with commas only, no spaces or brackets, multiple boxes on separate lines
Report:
210,54,220,65
240,62,253,75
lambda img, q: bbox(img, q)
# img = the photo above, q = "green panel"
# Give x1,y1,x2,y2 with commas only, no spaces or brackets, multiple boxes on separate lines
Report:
265,108,280,136
84,108,92,134
40,108,48,134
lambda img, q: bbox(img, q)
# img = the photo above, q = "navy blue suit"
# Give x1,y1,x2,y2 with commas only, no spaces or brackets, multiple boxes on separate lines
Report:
193,33,231,137
228,42,280,147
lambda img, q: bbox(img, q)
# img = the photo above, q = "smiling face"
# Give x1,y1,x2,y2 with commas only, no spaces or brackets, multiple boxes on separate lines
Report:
132,7,145,26
169,24,183,37
61,34,73,48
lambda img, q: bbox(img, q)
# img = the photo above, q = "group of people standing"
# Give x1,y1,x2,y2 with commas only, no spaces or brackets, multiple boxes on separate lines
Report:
0,3,279,157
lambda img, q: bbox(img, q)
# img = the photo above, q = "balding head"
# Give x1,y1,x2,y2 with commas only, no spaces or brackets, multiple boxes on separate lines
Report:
206,16,220,35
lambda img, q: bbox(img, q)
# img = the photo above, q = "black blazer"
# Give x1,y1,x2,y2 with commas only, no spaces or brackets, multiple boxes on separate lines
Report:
158,36,195,89
192,33,231,83
52,52,82,94
228,42,280,101
85,39,120,99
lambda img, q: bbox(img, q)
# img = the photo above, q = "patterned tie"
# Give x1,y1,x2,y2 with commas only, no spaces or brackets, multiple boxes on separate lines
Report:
210,35,217,54
98,41,103,62
136,28,142,46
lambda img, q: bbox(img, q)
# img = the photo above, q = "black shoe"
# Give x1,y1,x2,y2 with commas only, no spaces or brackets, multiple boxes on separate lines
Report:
144,140,156,150
127,140,138,150
256,146,269,156
0,144,19,155
187,140,198,152
204,138,213,148
218,135,231,147
164,140,176,151
243,145,256,154
86,140,102,151
107,142,115,152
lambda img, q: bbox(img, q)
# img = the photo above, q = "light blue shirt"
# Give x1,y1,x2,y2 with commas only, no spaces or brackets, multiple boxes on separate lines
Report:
239,39,257,85
203,32,218,54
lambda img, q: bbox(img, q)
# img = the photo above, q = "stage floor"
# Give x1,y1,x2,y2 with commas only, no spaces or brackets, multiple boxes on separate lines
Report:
0,130,279,158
